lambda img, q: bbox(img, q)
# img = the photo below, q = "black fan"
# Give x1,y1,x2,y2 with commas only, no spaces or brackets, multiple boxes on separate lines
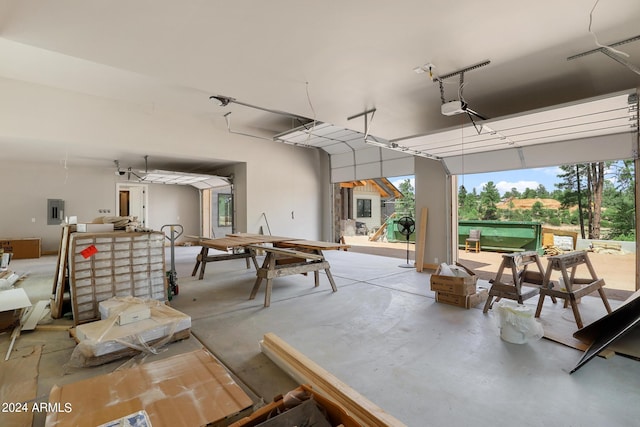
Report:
397,216,415,268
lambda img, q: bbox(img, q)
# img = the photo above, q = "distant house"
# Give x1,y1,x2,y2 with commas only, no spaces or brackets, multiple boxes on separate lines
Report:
338,178,403,236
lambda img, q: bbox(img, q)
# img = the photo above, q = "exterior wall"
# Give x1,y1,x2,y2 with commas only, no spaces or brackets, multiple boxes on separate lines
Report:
352,188,382,232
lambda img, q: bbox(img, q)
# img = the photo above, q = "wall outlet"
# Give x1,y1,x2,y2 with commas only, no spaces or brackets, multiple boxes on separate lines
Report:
31,218,36,223
434,257,439,264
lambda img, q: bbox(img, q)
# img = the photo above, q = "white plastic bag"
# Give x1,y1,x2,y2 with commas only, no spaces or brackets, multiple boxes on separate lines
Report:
496,301,544,344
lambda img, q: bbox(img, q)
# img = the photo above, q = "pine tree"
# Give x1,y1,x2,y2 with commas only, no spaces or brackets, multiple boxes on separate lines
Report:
479,181,500,220
396,179,415,218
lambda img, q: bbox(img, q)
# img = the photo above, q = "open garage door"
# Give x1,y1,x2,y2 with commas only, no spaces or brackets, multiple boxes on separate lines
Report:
390,90,638,174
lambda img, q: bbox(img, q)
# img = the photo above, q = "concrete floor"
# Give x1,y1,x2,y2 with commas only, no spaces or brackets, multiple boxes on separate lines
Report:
4,246,640,426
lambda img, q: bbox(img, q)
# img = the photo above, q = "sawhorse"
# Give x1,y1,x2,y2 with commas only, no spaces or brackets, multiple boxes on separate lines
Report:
191,246,257,280
247,245,338,307
535,251,612,329
483,251,555,313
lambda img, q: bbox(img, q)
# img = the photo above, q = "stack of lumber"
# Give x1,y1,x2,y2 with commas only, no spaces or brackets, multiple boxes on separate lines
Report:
544,245,563,256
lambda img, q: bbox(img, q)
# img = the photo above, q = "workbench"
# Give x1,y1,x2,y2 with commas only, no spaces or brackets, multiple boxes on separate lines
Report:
190,234,298,280
190,234,349,307
248,240,349,307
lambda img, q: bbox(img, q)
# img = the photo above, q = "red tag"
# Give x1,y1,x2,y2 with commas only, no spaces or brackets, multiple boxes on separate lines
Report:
80,245,98,259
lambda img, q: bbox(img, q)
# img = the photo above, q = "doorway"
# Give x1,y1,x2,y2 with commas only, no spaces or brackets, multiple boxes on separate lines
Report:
201,185,234,238
115,183,148,227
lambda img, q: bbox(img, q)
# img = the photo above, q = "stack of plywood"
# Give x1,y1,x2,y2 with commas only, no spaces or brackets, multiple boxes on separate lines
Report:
68,231,167,325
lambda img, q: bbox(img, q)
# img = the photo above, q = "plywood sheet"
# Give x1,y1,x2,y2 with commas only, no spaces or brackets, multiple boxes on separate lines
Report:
0,288,32,312
46,349,253,427
571,294,640,373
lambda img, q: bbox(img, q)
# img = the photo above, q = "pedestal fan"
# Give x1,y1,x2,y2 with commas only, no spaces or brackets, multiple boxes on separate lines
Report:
397,216,415,268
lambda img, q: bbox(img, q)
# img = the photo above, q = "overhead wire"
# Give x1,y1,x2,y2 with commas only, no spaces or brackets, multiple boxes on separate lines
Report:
304,81,317,144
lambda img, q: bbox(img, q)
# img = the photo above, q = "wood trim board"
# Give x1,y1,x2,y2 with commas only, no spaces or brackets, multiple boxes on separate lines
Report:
260,332,406,427
414,208,428,272
51,225,71,319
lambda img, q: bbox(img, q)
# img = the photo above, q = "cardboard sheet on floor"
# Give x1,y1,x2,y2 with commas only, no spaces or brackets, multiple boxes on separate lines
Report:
0,346,42,427
46,349,254,427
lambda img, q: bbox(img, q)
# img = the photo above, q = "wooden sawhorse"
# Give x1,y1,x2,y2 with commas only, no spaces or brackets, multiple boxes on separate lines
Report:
247,245,338,307
535,251,612,329
483,251,555,313
191,246,257,280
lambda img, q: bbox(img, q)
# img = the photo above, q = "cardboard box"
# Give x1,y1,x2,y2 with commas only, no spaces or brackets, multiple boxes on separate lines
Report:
99,298,152,324
75,223,115,233
46,349,254,427
430,262,477,295
117,304,151,325
436,288,489,309
0,238,41,259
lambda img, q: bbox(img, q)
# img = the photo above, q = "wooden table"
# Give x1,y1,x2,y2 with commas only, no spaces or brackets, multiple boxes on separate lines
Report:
191,234,298,280
247,241,347,307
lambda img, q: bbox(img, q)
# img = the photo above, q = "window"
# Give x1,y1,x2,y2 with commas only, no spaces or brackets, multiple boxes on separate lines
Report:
218,194,233,227
356,198,371,218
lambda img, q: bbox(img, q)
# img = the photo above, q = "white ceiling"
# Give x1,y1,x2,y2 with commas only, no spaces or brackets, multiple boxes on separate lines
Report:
1,0,639,175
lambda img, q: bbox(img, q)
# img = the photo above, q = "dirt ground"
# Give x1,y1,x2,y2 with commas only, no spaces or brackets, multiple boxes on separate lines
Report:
343,235,637,299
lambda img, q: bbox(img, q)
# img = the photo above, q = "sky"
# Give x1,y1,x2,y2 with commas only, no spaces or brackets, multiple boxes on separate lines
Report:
389,166,564,197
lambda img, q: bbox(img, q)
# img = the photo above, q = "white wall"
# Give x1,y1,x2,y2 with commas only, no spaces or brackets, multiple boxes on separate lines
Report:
0,77,329,245
146,183,200,239
0,161,200,252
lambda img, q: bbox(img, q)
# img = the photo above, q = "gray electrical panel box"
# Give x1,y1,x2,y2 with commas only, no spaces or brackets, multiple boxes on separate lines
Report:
47,199,65,225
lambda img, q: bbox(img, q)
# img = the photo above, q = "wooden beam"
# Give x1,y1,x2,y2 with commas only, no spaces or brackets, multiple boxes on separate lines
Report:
369,180,391,198
340,182,357,188
260,333,406,427
246,245,324,260
369,212,395,242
